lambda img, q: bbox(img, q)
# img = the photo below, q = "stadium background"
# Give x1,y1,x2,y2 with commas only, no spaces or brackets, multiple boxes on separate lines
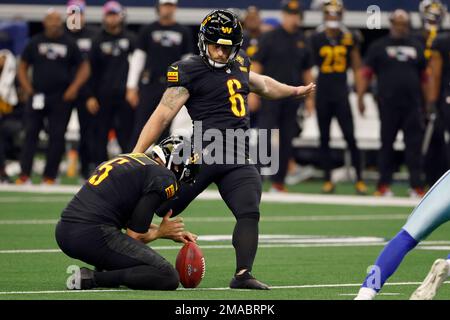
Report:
3,0,450,184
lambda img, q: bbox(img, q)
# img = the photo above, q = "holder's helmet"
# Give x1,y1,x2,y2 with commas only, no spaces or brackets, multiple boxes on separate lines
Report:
151,135,200,185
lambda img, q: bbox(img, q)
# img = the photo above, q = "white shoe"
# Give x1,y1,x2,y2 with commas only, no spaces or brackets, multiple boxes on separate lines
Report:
354,287,377,300
410,259,449,300
285,165,315,185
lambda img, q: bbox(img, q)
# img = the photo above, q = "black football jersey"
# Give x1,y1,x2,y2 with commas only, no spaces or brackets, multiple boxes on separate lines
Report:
412,29,439,62
61,153,178,228
364,35,426,106
166,50,251,133
431,32,450,103
309,27,361,99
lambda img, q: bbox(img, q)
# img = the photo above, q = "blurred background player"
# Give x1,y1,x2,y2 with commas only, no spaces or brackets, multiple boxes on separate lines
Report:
56,136,199,290
357,9,427,198
16,9,89,185
252,0,314,193
414,0,448,187
242,6,263,128
309,0,367,194
126,0,193,147
0,49,17,183
426,2,450,183
66,0,100,181
355,169,450,300
86,1,136,165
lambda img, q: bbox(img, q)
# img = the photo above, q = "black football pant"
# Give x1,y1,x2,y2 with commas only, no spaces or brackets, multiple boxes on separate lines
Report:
93,93,135,166
74,96,96,179
55,220,179,290
316,98,362,181
258,98,299,184
130,83,170,149
378,102,424,188
20,94,72,179
156,163,262,274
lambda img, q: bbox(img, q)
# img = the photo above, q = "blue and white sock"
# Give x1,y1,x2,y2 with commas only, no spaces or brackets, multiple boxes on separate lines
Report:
361,229,418,292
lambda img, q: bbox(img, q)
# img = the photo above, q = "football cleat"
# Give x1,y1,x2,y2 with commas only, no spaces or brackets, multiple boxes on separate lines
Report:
0,172,11,184
410,259,449,300
229,271,270,290
41,177,57,185
322,181,335,194
269,183,288,193
66,267,96,290
355,181,368,195
15,175,31,185
374,184,393,197
409,187,425,199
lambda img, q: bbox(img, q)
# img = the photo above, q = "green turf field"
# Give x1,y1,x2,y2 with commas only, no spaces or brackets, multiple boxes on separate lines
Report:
0,189,449,300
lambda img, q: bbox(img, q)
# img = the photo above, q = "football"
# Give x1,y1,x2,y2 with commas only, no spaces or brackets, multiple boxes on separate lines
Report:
176,241,206,288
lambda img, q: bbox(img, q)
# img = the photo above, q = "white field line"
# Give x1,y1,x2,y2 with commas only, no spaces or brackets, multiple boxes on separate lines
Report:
0,214,410,225
0,185,419,207
0,197,71,203
339,293,401,296
0,282,448,295
2,241,450,254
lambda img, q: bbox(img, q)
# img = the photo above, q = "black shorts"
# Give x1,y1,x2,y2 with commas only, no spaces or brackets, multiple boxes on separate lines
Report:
156,164,262,219
55,220,171,272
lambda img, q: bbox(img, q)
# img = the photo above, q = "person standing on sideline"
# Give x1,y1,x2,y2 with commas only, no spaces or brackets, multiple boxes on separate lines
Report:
252,0,315,193
86,1,137,165
16,9,89,185
413,0,448,187
357,10,427,198
309,0,367,194
126,0,193,148
66,0,100,180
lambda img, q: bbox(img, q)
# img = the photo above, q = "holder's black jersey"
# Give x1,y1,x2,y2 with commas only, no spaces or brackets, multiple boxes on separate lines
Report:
61,153,178,228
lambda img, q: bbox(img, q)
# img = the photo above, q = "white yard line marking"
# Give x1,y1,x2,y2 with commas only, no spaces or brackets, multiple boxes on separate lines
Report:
339,293,401,296
0,282,448,295
2,240,450,254
0,185,419,207
0,214,410,225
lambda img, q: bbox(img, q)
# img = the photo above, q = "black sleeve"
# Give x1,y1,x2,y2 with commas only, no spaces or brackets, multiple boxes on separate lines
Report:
127,192,162,234
137,25,149,51
352,30,364,49
364,40,380,71
144,173,179,202
181,26,194,56
20,39,35,64
431,35,445,56
86,37,101,98
129,31,138,53
301,45,314,71
166,61,192,92
416,42,427,73
69,38,84,66
252,33,269,64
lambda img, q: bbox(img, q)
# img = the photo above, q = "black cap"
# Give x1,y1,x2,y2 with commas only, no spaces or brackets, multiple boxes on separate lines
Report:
281,0,302,15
